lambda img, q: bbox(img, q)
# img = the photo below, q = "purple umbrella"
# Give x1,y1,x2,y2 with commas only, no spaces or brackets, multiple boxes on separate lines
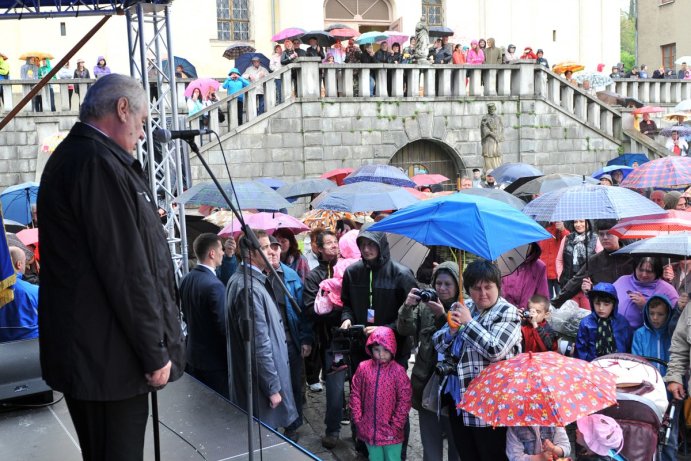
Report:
271,27,305,43
381,31,409,48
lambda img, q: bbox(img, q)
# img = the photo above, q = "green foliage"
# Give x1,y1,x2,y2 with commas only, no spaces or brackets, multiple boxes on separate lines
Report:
620,11,635,56
621,51,636,73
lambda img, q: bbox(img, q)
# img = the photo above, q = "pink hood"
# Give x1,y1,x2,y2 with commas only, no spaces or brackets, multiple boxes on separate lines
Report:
319,230,361,307
366,326,398,357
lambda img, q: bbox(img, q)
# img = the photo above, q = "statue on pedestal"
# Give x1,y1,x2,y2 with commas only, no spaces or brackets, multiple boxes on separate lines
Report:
481,103,504,172
413,17,430,64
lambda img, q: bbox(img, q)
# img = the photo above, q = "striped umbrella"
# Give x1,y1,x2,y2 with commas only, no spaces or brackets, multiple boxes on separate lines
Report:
344,164,416,187
609,210,691,239
620,156,691,189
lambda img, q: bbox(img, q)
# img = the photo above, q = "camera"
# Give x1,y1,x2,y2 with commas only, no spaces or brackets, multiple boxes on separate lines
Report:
330,325,366,354
522,310,533,319
417,288,438,303
435,357,458,376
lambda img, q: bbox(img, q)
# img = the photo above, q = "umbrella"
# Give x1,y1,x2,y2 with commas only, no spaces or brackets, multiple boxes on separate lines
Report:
325,23,351,31
255,177,286,190
235,52,271,75
204,210,255,227
458,188,526,210
321,167,354,186
300,209,370,230
39,131,68,154
522,184,666,222
512,174,598,196
162,56,197,78
343,164,416,187
222,43,256,60
490,163,543,185
3,219,26,234
663,112,690,123
175,181,292,211
0,182,38,226
620,156,691,189
301,30,335,47
16,227,39,246
368,193,550,261
633,106,665,115
674,99,691,112
271,27,305,43
660,125,691,137
19,51,54,60
591,165,634,180
607,153,649,167
277,178,337,199
676,56,691,65
613,232,691,258
311,182,418,213
573,72,614,88
381,31,409,47
218,212,309,238
496,244,531,276
609,211,691,239
386,233,429,275
502,175,542,195
596,90,624,106
428,26,454,38
460,351,617,427
355,31,388,45
411,174,449,186
329,28,360,41
553,61,585,74
5,233,34,261
183,78,220,99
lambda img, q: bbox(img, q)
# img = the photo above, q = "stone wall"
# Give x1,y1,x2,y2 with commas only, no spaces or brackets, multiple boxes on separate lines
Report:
192,97,621,184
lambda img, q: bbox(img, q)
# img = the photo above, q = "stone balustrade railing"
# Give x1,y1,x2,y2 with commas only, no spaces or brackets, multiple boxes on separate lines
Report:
609,78,691,106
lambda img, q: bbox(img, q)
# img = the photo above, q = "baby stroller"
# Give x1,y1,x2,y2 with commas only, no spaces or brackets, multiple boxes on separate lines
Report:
591,353,678,461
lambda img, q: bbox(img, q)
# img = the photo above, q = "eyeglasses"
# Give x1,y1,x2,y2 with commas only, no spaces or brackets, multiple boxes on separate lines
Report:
597,232,614,239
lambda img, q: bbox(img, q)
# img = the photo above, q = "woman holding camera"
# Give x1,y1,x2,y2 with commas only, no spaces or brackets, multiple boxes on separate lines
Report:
397,262,461,461
432,259,522,461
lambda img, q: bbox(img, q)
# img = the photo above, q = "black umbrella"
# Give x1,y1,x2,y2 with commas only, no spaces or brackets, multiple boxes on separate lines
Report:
235,53,271,74
301,30,335,47
503,175,542,194
162,56,197,79
223,43,256,60
325,23,351,31
428,26,454,38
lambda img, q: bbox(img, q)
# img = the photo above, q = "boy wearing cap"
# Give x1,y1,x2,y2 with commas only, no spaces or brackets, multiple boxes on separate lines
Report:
575,282,632,362
576,414,627,460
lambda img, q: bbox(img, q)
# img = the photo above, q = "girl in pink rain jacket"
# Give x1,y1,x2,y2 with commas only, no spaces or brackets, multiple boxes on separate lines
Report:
350,326,412,457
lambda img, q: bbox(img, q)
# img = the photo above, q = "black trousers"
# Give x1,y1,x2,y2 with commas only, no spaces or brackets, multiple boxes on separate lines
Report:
186,365,230,399
65,393,149,461
448,405,508,461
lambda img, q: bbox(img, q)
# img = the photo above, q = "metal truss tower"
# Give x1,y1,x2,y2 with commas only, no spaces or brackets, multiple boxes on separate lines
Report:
126,2,188,277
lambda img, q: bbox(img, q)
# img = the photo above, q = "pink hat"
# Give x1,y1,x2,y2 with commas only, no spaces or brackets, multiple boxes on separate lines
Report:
577,414,623,456
471,40,479,46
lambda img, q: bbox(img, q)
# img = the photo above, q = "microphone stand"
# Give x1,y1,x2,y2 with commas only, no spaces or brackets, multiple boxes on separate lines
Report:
181,137,302,461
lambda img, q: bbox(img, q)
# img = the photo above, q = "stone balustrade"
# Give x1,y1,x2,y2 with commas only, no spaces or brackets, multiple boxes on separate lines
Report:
609,78,691,106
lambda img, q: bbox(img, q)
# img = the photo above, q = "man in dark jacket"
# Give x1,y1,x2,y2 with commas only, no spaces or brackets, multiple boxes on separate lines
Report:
37,74,185,460
180,233,227,398
552,221,635,308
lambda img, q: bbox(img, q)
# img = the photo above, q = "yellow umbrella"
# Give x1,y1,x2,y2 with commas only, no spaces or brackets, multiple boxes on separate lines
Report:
19,51,54,60
39,132,68,155
663,112,690,123
552,61,585,74
300,209,371,230
203,210,255,227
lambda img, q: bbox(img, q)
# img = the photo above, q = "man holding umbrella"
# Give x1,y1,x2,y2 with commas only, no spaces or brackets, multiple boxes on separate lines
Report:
242,56,269,115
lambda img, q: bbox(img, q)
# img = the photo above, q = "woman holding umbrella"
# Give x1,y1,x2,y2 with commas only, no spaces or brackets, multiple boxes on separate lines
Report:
432,259,522,461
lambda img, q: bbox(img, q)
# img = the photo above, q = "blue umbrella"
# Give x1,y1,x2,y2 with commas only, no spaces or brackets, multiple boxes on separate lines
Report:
522,184,666,222
343,164,416,187
175,181,292,211
255,177,286,190
311,182,418,212
1,182,38,225
591,165,634,180
368,193,550,261
490,163,543,185
607,153,649,167
162,56,198,78
355,31,388,45
235,52,271,75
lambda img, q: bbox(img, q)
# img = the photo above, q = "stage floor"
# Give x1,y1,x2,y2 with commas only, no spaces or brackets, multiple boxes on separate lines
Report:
0,374,319,460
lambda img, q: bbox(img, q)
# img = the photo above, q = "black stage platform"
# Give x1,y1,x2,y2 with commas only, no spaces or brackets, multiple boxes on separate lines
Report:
0,374,319,460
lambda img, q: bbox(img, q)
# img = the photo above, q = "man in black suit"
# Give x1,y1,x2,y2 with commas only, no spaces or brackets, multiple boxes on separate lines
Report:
180,233,228,398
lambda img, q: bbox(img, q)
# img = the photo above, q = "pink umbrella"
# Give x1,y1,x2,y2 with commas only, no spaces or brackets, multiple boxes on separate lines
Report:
271,27,306,43
17,227,39,246
329,28,359,40
218,212,309,238
411,173,450,186
184,78,220,99
381,31,409,48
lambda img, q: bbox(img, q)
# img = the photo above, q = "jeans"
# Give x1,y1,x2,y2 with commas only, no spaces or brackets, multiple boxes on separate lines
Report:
275,79,282,104
257,94,265,115
324,345,346,436
419,408,460,461
548,279,561,298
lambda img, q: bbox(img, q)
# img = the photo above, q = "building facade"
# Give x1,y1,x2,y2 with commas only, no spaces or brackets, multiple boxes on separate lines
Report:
637,0,690,73
3,0,619,79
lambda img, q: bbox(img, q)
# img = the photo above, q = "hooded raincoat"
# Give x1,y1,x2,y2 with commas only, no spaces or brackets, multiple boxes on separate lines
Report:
222,68,250,102
350,327,412,447
631,295,673,376
613,274,678,329
575,284,632,362
93,56,111,79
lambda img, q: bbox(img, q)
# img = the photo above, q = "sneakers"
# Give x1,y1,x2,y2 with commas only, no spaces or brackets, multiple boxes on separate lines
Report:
321,434,339,449
308,382,323,392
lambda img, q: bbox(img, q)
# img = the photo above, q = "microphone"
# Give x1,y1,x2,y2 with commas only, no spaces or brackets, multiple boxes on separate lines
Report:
152,128,209,143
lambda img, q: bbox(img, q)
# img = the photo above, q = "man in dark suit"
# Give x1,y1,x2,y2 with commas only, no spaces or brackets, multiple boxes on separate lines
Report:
180,233,228,398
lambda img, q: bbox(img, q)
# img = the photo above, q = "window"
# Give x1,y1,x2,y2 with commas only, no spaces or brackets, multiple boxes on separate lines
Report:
423,0,443,27
325,0,391,23
217,0,249,41
661,43,676,71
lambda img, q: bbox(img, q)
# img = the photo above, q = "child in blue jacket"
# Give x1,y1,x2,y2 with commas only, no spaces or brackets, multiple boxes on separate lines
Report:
576,283,632,361
631,295,672,376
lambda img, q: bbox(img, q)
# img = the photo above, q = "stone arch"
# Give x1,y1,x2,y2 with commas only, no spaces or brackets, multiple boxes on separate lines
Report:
388,138,465,189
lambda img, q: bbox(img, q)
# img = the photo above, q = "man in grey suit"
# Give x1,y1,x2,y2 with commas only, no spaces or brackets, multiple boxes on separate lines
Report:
180,233,228,398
